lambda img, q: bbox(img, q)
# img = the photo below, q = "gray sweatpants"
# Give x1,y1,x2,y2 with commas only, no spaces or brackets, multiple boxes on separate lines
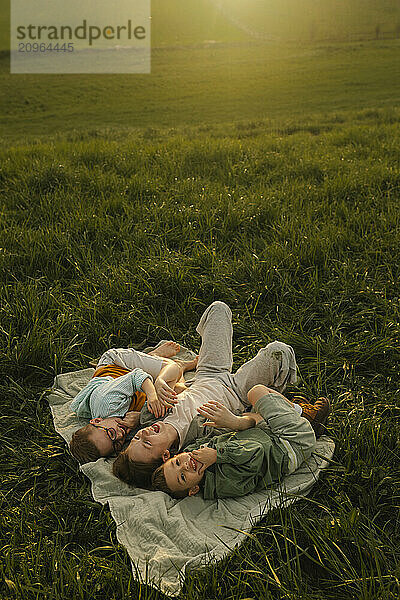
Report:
97,301,298,408
254,393,316,474
97,348,165,379
195,301,298,406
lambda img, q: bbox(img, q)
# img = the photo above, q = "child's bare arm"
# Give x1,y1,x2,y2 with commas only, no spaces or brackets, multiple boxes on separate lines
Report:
143,361,186,418
141,377,167,418
197,401,263,431
154,361,183,405
235,412,263,430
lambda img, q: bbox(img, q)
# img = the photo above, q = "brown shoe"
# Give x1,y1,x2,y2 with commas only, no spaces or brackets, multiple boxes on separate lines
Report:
293,396,331,438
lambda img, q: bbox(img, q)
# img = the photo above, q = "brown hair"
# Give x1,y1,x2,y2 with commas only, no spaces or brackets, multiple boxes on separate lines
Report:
69,425,101,464
151,464,188,499
113,451,162,489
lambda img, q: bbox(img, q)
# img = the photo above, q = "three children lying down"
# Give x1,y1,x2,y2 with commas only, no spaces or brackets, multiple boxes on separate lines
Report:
69,302,330,500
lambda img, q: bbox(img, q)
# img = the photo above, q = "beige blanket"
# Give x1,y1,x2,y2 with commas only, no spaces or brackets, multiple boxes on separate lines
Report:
46,357,335,596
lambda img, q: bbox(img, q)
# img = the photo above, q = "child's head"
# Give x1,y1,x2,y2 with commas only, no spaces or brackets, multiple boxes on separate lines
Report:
69,424,101,464
112,450,162,488
69,417,129,464
151,452,204,498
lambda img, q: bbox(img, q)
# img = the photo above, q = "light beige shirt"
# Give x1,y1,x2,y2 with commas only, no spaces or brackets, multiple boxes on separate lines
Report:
164,377,244,448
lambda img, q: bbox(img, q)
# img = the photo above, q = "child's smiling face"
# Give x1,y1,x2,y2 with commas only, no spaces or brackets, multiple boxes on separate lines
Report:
125,422,170,463
89,416,131,455
162,452,204,495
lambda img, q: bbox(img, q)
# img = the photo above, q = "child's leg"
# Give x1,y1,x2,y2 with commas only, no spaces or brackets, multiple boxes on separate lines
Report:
248,384,296,408
96,348,166,380
195,301,233,376
231,341,297,403
175,356,198,374
249,385,316,473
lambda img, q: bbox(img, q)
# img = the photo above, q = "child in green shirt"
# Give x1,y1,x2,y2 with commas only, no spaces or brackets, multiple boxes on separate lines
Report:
151,385,321,499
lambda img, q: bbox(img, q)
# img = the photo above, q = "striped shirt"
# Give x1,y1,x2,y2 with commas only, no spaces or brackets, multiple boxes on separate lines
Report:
70,367,152,419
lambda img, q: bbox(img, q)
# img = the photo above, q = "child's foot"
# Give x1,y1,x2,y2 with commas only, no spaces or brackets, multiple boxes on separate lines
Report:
150,341,181,358
176,355,199,373
294,396,331,438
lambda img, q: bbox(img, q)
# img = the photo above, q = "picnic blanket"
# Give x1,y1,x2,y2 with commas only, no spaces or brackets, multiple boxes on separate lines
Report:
46,346,335,597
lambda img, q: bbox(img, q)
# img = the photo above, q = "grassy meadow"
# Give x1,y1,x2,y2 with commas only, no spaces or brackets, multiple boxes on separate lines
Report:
1,39,400,142
1,1,400,597
1,0,400,141
1,104,400,599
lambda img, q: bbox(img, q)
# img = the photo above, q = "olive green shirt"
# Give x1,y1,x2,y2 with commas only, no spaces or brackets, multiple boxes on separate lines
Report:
182,417,288,500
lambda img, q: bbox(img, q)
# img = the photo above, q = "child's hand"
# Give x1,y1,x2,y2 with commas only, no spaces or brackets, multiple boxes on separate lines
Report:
197,401,241,429
155,378,179,408
117,411,140,429
147,394,168,419
190,445,217,475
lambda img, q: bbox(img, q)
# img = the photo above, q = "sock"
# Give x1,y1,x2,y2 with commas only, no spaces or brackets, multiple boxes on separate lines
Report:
293,403,303,416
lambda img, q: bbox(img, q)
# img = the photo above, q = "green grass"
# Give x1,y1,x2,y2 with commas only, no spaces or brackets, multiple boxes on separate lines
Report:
0,104,399,599
1,38,400,142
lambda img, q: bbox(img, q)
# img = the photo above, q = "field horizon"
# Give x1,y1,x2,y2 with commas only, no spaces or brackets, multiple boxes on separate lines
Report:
2,0,400,51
